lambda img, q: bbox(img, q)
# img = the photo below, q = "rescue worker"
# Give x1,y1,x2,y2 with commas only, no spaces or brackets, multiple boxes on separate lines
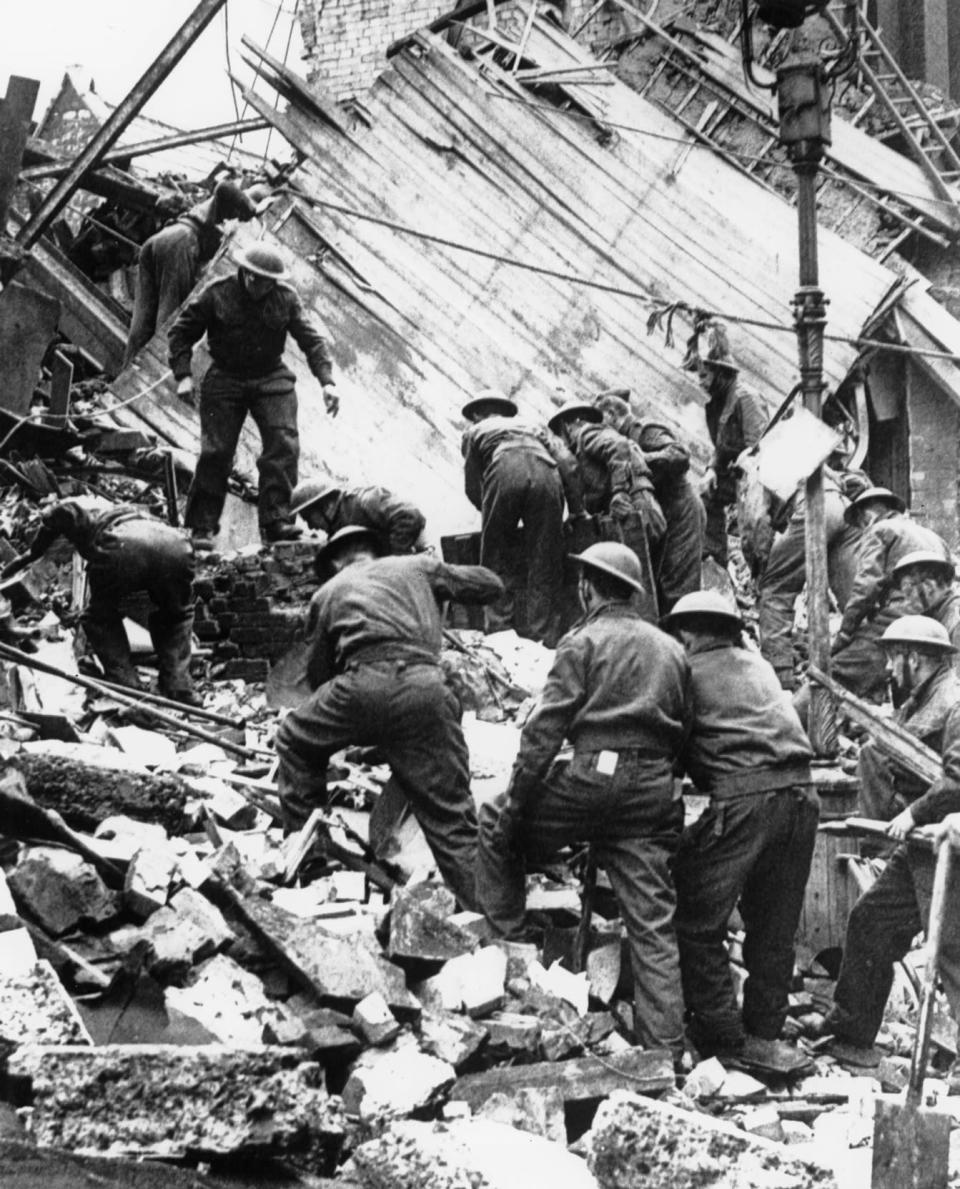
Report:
477,542,692,1065
168,243,339,548
1,497,199,704
274,525,503,911
692,322,764,566
891,550,960,661
755,468,868,690
594,390,703,612
548,402,666,616
824,617,960,1065
124,180,260,366
461,391,583,646
662,591,817,1076
291,480,427,555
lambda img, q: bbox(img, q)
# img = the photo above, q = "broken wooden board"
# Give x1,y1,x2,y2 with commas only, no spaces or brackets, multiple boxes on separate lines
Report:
0,282,60,416
448,1046,675,1108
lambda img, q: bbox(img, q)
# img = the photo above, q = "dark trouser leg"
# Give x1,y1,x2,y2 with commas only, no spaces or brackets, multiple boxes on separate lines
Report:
739,788,819,1039
143,528,196,697
477,792,529,938
857,742,907,821
757,518,806,688
911,850,960,1032
123,247,159,367
519,463,564,647
827,846,921,1046
830,629,889,702
82,572,140,687
655,485,704,613
247,371,299,534
480,459,524,634
185,368,248,536
701,490,729,565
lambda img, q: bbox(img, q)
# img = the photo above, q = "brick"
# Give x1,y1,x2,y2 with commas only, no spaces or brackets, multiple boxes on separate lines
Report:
195,621,223,641
213,641,241,659
231,627,268,645
218,660,269,680
194,580,215,600
213,575,233,592
209,597,230,613
216,612,237,630
228,598,272,613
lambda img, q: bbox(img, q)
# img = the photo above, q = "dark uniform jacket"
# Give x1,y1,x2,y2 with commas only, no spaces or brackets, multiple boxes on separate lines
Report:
704,377,764,477
169,274,334,383
28,498,155,564
929,590,960,657
887,664,960,826
567,423,656,514
510,601,691,782
304,555,502,688
837,512,950,645
461,417,583,513
615,413,693,495
680,640,812,794
323,487,426,554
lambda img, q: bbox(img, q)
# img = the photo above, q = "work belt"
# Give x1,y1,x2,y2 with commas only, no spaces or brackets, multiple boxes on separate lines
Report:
343,643,439,671
709,764,813,801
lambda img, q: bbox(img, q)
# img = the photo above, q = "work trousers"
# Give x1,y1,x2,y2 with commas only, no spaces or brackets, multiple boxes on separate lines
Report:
477,749,686,1058
702,468,737,565
654,481,705,614
857,742,915,821
124,224,198,366
480,451,564,646
828,844,960,1047
83,520,196,696
275,659,478,910
185,364,299,537
672,785,819,1052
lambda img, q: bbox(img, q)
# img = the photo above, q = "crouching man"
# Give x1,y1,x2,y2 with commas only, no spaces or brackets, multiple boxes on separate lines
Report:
275,526,503,911
662,591,817,1076
477,542,692,1064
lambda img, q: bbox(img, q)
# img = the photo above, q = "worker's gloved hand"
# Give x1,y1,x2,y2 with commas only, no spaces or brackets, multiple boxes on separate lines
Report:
930,814,960,850
886,806,915,841
609,492,633,519
176,377,195,404
322,384,340,417
699,467,717,497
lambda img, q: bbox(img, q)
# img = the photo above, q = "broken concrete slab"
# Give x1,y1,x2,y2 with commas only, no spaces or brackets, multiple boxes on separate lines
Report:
342,1034,455,1120
346,1118,598,1189
450,1048,675,1110
124,846,178,920
8,1045,346,1167
129,888,234,982
164,954,287,1046
8,846,118,936
0,960,92,1048
418,1010,489,1069
387,882,478,964
414,945,507,1018
486,1012,543,1059
353,991,401,1047
585,1090,838,1189
475,1085,567,1144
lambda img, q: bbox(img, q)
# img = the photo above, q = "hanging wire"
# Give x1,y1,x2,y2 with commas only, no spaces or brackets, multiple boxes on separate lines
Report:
227,0,287,162
263,0,301,163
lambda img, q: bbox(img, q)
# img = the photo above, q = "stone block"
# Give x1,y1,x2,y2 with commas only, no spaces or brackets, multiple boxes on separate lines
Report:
388,881,479,963
342,1034,456,1119
585,1091,837,1188
418,1009,489,1068
164,954,286,1045
93,815,169,863
8,846,118,936
135,888,233,981
586,939,621,1005
476,1085,567,1144
353,991,401,1047
124,846,178,920
486,1011,542,1058
417,946,507,1018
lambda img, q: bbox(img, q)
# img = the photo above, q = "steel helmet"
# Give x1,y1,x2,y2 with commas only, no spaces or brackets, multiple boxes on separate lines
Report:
844,486,905,524
890,550,956,584
234,243,289,280
571,542,645,594
547,401,603,435
696,321,739,373
461,390,518,420
316,525,381,565
661,590,743,630
880,615,956,653
291,479,339,517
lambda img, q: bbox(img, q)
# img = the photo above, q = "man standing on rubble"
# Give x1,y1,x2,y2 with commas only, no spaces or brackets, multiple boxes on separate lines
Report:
691,322,764,567
168,243,339,548
291,480,428,554
477,542,691,1066
824,617,960,1064
461,391,583,646
124,180,262,366
662,591,817,1077
594,390,703,612
275,525,503,911
1,497,199,704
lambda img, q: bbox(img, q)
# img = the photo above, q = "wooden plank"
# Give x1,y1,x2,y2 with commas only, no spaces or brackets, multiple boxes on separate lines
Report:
0,76,39,225
0,281,60,416
449,1047,676,1106
49,352,73,421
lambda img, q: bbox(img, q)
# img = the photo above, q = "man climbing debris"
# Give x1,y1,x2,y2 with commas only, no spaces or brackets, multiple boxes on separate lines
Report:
1,496,199,704
663,590,817,1077
291,479,427,555
168,243,338,548
274,525,503,911
477,541,691,1067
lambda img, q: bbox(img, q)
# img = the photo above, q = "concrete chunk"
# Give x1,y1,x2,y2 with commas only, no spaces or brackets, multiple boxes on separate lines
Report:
418,1010,489,1068
417,946,507,1018
388,882,479,962
487,1011,542,1058
124,846,178,920
0,960,92,1048
164,954,286,1046
8,846,118,936
476,1085,567,1144
354,991,402,1047
342,1035,455,1120
134,888,234,981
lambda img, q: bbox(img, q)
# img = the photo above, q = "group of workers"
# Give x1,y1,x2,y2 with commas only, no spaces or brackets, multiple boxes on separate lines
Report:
16,195,958,1080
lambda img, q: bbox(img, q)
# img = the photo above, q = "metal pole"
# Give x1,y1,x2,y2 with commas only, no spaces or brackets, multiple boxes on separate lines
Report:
15,0,227,250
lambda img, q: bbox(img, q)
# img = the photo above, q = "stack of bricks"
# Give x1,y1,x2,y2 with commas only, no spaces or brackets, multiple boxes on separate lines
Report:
192,543,321,682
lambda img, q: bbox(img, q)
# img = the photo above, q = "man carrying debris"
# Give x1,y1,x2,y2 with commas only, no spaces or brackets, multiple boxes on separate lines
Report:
461,391,583,646
275,525,503,911
662,591,817,1076
168,243,338,548
124,181,261,366
547,402,665,615
477,542,692,1065
2,497,199,704
691,322,764,566
594,390,703,612
291,480,427,555
892,550,960,663
824,617,960,1063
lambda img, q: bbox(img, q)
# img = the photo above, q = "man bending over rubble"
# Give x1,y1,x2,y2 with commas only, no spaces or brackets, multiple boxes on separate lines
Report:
662,591,817,1077
291,479,427,555
477,542,691,1065
275,525,503,911
824,617,960,1065
2,497,199,704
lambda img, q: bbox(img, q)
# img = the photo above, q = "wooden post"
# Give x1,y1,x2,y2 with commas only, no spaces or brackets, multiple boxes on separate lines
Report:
0,76,40,227
49,352,73,423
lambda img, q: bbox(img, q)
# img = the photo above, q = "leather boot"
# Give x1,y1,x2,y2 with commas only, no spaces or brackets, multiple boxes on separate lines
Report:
82,610,143,688
151,614,198,704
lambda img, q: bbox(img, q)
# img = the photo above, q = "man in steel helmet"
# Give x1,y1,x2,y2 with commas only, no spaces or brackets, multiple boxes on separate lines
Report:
891,550,960,664
824,616,960,1064
477,541,692,1067
291,479,427,555
662,591,816,1076
168,242,339,547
